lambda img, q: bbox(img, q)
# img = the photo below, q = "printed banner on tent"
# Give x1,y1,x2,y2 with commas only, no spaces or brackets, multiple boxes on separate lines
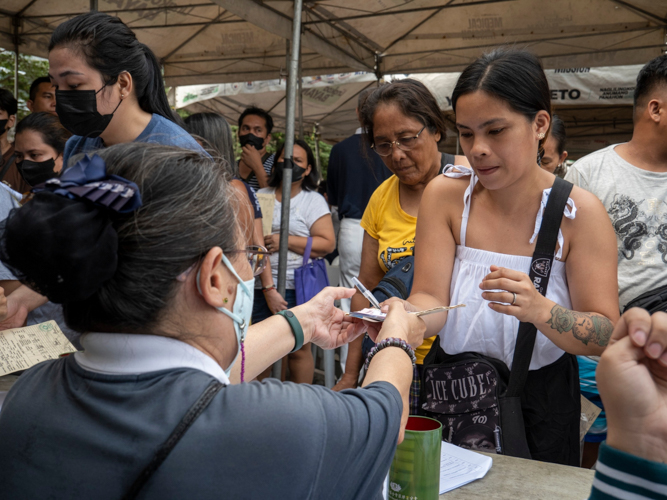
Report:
411,65,642,110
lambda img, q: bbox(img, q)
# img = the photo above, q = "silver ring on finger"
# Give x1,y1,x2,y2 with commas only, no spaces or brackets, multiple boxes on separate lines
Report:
511,292,517,305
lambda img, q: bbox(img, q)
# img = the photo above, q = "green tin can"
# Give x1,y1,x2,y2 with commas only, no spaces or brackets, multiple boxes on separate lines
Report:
388,416,442,500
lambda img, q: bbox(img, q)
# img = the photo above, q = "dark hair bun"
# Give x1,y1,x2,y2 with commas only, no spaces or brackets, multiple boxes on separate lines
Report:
0,191,118,303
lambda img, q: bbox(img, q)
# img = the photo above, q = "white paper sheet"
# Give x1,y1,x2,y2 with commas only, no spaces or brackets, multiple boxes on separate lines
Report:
439,442,493,494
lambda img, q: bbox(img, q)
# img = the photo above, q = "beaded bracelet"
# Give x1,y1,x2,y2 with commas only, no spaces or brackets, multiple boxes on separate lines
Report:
364,337,416,372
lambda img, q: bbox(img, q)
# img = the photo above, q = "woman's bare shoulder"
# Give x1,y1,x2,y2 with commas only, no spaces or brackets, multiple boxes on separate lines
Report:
562,183,616,248
426,173,469,201
568,183,610,223
420,174,468,222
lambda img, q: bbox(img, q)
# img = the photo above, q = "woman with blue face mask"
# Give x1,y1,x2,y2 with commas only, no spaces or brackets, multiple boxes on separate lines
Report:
47,11,205,168
0,142,424,500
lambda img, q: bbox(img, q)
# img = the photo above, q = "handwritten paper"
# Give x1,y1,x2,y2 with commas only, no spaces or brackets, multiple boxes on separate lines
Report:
256,193,276,236
439,441,493,494
0,321,77,376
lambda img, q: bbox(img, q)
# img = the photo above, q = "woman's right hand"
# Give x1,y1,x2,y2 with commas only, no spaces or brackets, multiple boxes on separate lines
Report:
369,298,425,349
265,288,288,313
597,308,667,463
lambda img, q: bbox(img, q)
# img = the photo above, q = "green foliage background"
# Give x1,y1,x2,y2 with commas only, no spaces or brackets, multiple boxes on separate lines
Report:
0,49,50,119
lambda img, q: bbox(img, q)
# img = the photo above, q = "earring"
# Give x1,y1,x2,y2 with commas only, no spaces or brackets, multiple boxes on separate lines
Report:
223,298,229,304
120,94,125,99
538,132,545,140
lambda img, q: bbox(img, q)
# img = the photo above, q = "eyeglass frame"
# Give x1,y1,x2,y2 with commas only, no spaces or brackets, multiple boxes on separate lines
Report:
227,245,270,277
371,125,427,157
175,245,270,282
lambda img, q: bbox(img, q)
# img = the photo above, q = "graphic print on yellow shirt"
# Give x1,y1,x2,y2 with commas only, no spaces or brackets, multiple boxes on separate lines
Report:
361,175,434,363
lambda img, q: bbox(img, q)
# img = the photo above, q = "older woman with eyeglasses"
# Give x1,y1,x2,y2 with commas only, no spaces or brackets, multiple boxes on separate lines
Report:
332,80,469,409
0,142,426,499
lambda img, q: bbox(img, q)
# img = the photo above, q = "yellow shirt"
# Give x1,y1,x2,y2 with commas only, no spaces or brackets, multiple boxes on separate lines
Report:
360,175,435,363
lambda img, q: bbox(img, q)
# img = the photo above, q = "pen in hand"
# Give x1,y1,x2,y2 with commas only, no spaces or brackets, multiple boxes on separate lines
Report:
351,276,382,310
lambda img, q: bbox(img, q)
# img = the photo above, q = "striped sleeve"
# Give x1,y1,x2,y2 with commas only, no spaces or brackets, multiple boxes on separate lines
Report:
589,443,667,499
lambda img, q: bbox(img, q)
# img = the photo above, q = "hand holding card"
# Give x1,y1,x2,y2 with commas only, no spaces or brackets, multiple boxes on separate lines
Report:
348,304,465,322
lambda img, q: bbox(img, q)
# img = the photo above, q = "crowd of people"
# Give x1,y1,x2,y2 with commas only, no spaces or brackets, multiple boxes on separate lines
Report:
0,9,665,500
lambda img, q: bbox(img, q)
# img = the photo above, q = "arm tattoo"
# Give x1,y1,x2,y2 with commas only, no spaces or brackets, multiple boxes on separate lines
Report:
546,305,613,347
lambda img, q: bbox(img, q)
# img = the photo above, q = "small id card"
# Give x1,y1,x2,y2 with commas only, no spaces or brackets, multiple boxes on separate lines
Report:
348,304,465,322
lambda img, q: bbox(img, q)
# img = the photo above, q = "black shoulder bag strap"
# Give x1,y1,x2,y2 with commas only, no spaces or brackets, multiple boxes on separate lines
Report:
499,176,573,458
122,380,225,500
0,153,16,182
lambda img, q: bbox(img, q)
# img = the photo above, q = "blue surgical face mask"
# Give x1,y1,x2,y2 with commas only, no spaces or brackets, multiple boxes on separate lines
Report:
197,254,255,378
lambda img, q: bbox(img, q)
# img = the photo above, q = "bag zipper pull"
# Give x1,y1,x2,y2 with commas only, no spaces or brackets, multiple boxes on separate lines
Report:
494,426,502,454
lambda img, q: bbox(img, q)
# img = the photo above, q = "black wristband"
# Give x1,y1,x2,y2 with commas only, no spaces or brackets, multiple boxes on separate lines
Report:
276,310,304,353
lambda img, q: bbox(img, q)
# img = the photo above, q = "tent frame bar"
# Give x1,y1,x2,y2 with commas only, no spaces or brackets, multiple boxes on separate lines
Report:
302,0,514,24
273,0,304,379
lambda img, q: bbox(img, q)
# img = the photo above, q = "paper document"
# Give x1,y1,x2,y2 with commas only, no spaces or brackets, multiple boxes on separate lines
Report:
439,441,493,494
256,193,275,236
0,321,77,376
348,304,465,322
580,395,602,441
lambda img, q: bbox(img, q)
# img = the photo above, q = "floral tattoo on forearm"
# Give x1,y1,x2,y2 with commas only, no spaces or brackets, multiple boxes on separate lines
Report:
546,305,613,347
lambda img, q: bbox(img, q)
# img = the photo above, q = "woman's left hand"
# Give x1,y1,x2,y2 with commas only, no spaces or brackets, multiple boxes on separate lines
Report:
264,233,280,253
479,265,547,324
292,286,367,350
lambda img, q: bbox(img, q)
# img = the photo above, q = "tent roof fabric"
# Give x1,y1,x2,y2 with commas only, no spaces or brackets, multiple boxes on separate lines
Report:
1,0,665,87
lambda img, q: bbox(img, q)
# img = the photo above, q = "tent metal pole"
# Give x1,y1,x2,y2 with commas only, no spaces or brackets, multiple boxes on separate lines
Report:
90,0,98,11
12,17,20,99
298,42,304,139
272,0,303,380
313,123,321,174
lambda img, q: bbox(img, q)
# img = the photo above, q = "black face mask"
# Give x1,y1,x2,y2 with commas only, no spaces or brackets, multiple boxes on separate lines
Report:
273,160,307,184
16,158,57,186
56,85,122,138
0,119,8,137
239,133,265,150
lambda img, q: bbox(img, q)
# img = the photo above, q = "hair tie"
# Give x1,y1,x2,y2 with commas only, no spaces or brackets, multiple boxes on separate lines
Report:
34,154,142,213
0,154,143,304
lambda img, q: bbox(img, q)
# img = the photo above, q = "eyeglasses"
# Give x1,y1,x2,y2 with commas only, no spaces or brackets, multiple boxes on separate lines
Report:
175,245,270,282
371,125,426,157
228,245,270,276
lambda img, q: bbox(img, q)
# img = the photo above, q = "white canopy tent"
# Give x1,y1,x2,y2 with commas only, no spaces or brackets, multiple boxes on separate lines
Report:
0,0,662,380
176,64,641,157
1,0,665,87
173,71,379,140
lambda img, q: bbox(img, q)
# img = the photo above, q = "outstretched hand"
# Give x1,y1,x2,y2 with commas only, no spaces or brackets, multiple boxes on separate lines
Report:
292,287,367,350
370,298,426,349
597,308,667,463
0,286,8,326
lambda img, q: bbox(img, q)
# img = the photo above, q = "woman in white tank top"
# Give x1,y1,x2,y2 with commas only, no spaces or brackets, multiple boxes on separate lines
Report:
404,50,620,465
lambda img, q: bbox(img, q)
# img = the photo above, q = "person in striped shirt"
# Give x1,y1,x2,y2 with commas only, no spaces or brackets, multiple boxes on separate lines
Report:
590,307,667,499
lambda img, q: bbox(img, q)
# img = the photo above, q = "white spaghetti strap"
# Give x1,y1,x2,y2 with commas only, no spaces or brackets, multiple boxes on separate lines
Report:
444,165,475,246
529,188,577,260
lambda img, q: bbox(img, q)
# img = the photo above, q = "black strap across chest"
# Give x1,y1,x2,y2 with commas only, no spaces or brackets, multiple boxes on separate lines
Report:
505,176,573,398
122,379,225,500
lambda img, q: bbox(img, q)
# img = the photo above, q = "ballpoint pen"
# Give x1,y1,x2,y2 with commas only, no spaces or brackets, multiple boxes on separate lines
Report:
351,276,382,310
